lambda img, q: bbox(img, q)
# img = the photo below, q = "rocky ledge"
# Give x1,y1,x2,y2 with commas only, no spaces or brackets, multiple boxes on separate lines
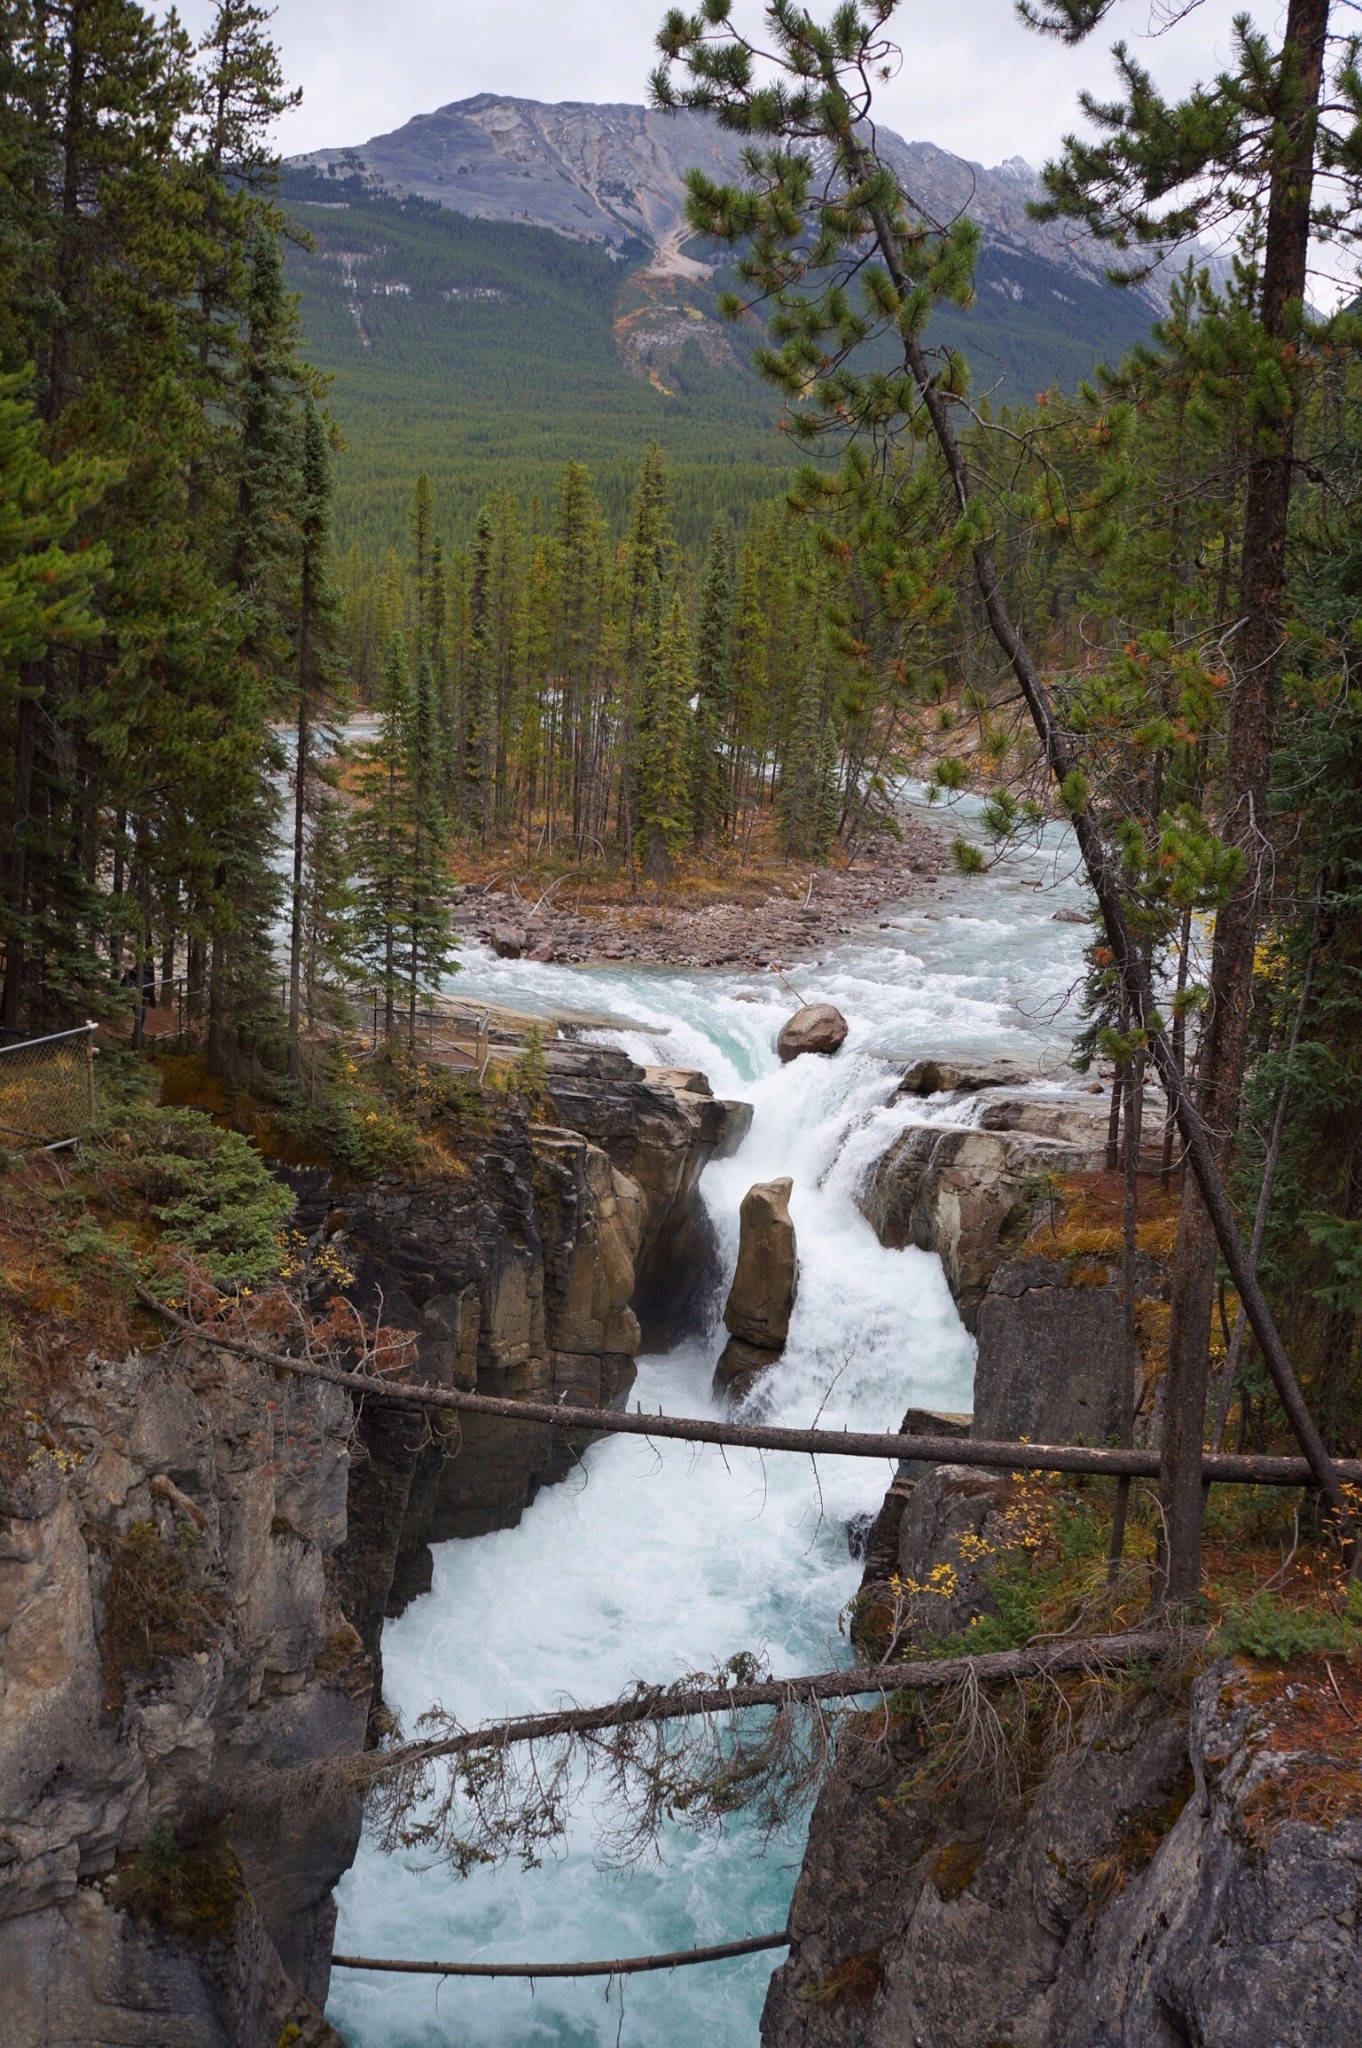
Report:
328,1038,747,1694
0,1028,747,2047
766,1599,1362,2047
769,1064,1358,2046
856,1074,1114,1330
0,1338,363,2047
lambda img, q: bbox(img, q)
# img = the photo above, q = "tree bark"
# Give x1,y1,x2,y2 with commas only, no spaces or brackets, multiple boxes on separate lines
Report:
332,1932,792,1979
1161,0,1329,1600
136,1288,1362,1490
359,1631,1183,1781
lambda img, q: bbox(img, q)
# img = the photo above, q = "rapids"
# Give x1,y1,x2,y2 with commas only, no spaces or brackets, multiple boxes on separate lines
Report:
327,801,1092,2047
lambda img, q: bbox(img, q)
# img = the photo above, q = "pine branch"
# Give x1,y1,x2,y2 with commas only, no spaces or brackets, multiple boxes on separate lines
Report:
354,1629,1184,1782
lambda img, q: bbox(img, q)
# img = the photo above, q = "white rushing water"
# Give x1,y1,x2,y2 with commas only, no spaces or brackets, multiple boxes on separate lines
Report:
328,802,1090,2048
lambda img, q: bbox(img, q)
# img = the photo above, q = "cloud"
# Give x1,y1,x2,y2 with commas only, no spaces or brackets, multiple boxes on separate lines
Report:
174,0,1246,172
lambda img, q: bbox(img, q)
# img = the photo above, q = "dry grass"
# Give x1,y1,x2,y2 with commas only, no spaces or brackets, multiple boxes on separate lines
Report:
0,1159,152,1477
799,1949,883,2009
94,1517,223,1712
450,806,877,916
108,1822,244,1943
1019,1170,1182,1268
928,1836,985,1900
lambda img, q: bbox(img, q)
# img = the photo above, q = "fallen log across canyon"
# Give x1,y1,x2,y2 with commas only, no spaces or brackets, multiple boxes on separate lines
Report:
140,1290,1362,1492
334,1630,1182,1783
331,1930,792,1977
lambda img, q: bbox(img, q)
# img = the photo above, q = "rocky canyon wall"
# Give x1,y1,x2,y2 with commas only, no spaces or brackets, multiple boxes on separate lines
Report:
0,1031,742,2047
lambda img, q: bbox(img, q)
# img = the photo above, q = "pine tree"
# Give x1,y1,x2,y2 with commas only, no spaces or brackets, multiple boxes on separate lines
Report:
779,660,837,861
349,632,411,1040
401,650,457,1039
409,470,436,660
349,632,456,1042
691,515,734,842
619,443,679,859
286,398,346,1079
1020,0,1351,1596
635,591,694,882
549,460,609,849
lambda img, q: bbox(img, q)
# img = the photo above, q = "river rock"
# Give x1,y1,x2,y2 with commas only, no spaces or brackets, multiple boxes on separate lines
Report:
776,1004,848,1062
491,924,526,958
857,1091,1110,1329
723,1177,798,1349
898,1055,1037,1096
713,1099,754,1160
712,1335,785,1400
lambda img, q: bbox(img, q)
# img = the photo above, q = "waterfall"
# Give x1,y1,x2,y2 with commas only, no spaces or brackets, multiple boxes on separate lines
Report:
329,805,1089,2047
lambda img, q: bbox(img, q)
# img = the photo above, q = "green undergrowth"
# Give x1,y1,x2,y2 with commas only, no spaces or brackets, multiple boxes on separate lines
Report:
108,1819,244,1943
883,1474,1362,1673
152,1039,512,1180
1,1029,548,1460
1214,1581,1362,1661
87,1105,294,1288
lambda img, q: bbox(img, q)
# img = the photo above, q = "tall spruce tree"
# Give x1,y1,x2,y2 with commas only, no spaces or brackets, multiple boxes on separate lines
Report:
349,631,411,1040
691,514,735,842
285,398,345,1078
654,0,1358,1582
635,590,695,881
1019,0,1360,1596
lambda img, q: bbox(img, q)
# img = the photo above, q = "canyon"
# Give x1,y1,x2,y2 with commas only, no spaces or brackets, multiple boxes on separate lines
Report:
3,838,1358,2048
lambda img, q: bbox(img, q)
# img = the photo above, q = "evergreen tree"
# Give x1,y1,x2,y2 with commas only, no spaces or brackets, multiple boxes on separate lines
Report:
635,591,694,881
619,443,679,858
1020,0,1358,1593
779,659,837,861
548,459,609,849
409,470,436,660
401,650,457,1038
285,398,346,1078
348,632,456,1041
691,514,734,841
349,632,411,1039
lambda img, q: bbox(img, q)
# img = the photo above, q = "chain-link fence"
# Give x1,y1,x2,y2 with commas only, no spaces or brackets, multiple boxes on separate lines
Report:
0,1024,99,1150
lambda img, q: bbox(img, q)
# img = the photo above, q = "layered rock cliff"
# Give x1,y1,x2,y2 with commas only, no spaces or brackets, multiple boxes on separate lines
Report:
766,1509,1362,2048
0,1030,741,2047
330,1040,741,1686
0,1336,363,2047
771,1067,1358,2046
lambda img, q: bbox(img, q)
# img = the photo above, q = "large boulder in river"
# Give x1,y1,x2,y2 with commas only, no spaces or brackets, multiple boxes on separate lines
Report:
898,1055,1037,1097
777,1003,848,1062
491,924,526,959
714,1177,800,1399
723,1177,798,1349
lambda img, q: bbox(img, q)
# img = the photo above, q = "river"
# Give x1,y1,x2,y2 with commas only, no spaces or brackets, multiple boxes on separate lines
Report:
327,800,1091,2047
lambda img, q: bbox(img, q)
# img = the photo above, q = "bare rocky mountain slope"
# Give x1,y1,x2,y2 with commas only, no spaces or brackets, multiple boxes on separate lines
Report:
289,93,1173,305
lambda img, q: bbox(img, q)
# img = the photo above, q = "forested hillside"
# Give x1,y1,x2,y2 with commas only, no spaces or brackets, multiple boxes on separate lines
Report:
279,164,1158,556
280,169,788,554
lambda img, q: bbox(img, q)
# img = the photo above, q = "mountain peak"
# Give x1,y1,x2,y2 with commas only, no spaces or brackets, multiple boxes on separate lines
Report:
287,94,1166,305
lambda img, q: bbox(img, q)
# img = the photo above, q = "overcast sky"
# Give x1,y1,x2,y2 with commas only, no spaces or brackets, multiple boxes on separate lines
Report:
174,0,1255,172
